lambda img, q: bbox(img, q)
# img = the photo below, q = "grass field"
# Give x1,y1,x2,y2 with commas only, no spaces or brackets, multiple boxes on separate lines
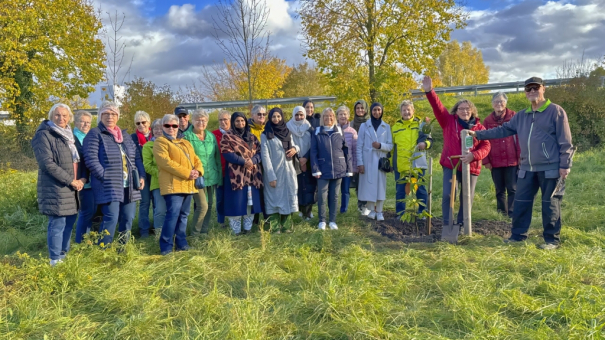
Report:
1,93,605,339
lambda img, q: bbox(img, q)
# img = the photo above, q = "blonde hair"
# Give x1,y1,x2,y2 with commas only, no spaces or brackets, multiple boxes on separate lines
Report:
320,108,336,127
399,100,414,112
450,99,478,119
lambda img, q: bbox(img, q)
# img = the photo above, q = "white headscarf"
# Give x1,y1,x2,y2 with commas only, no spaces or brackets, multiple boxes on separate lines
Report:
287,106,312,157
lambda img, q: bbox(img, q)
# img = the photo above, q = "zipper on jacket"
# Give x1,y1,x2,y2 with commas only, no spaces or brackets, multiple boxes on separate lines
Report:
527,112,535,171
328,133,334,178
542,142,549,159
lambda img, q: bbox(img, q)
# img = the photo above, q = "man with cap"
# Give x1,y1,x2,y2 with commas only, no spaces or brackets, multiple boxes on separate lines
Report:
467,77,573,250
174,106,191,133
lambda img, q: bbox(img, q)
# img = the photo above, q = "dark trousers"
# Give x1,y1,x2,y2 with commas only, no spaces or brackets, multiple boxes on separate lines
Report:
340,176,351,213
395,169,428,217
160,194,192,254
491,166,517,217
216,185,225,224
442,167,478,226
511,171,562,243
98,190,137,246
75,188,96,243
137,175,152,236
317,178,342,223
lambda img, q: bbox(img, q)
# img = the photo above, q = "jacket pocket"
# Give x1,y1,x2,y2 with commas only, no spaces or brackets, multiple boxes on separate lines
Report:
542,143,550,159
317,158,325,164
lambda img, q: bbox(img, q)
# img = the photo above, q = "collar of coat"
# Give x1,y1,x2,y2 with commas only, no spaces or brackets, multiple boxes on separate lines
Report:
363,119,388,130
315,126,343,135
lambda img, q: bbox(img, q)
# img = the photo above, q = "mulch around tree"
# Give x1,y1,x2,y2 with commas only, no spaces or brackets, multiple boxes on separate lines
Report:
374,211,511,243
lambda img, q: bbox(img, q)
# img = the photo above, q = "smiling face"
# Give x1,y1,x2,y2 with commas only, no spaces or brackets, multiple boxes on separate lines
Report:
456,103,472,121
525,84,545,103
253,109,266,125
177,114,189,130
355,103,366,117
135,118,149,134
52,107,70,128
337,110,349,125
152,124,163,138
294,110,305,121
400,105,414,120
371,106,382,119
193,116,208,132
234,116,246,129
219,114,230,131
323,112,335,127
492,96,507,114
305,102,314,116
163,119,179,138
101,110,119,129
271,111,282,124
75,115,91,133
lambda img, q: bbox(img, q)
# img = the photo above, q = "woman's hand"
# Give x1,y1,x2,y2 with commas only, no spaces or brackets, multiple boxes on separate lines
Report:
139,178,145,190
372,142,381,149
70,180,83,191
461,152,475,164
189,170,199,180
286,148,297,158
417,142,426,151
314,175,321,179
422,75,433,92
485,163,492,170
299,157,307,166
269,180,277,188
358,165,365,174
244,158,254,171
465,129,476,136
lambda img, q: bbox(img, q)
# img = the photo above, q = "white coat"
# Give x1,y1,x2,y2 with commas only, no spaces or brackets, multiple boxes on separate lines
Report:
260,134,299,215
356,120,393,202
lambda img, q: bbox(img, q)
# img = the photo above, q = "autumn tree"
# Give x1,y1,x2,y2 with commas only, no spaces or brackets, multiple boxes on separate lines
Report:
55,95,95,111
436,40,489,87
120,77,179,132
281,62,327,98
0,0,105,145
212,0,272,106
299,0,466,113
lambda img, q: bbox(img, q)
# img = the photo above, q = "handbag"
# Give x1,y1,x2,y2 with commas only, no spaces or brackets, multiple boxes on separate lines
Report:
378,152,392,173
176,142,205,189
122,145,141,188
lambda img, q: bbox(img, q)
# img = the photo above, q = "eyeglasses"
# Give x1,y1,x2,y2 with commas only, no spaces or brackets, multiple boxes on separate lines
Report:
457,108,471,112
103,112,118,118
163,124,178,129
219,118,229,122
257,113,266,117
525,85,541,92
136,121,147,125
492,100,505,105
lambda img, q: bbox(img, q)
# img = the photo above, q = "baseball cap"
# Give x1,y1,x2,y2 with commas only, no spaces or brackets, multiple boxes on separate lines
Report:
524,77,544,86
174,106,188,116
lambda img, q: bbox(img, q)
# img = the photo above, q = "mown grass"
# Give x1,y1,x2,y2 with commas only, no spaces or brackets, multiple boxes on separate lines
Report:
2,93,605,339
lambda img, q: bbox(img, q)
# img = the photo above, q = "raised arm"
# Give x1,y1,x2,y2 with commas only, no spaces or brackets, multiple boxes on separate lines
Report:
422,75,451,129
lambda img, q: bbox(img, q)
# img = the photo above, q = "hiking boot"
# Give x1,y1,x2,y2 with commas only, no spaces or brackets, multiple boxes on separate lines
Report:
539,243,559,250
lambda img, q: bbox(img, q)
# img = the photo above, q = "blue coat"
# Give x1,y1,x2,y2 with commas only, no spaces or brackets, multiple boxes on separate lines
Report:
83,123,145,205
310,126,353,180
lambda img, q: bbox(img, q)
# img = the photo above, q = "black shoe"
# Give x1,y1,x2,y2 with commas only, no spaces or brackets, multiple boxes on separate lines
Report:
242,229,249,235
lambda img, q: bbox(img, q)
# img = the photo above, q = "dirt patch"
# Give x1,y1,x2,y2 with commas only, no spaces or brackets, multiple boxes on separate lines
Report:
374,211,511,243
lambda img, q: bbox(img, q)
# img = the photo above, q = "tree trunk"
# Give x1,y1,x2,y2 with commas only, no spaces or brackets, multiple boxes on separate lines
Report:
13,66,35,155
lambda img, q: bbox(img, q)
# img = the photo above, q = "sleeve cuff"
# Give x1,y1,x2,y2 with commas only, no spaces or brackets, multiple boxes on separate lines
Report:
346,172,353,177
312,172,322,177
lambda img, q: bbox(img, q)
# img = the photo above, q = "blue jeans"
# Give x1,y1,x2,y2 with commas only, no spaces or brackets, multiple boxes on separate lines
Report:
98,191,137,245
395,169,428,217
216,185,225,224
160,194,192,255
151,189,167,230
47,214,77,260
75,188,96,243
340,176,351,213
138,175,152,236
317,178,342,223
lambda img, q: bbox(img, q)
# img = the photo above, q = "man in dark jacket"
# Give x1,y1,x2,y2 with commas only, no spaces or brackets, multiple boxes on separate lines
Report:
482,92,521,218
469,77,573,249
175,106,191,133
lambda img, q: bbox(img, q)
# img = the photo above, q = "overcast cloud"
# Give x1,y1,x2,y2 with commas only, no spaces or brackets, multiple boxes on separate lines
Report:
91,0,605,104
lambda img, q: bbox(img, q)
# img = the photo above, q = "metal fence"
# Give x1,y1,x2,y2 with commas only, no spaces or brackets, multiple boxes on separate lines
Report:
178,95,338,111
409,78,574,96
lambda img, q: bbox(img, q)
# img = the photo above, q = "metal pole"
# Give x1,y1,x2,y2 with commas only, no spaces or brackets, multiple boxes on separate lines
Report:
427,157,433,235
460,130,472,236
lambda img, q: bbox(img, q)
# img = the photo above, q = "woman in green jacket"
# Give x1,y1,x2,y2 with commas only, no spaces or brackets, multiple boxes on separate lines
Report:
183,109,223,235
142,119,166,237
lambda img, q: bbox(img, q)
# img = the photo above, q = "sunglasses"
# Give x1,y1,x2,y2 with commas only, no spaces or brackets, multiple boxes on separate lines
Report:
525,85,541,92
136,121,147,125
163,124,178,129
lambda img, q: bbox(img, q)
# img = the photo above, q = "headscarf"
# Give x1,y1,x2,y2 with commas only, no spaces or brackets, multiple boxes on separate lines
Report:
352,99,370,131
230,111,254,148
287,106,312,157
47,121,80,163
370,102,384,131
264,107,293,159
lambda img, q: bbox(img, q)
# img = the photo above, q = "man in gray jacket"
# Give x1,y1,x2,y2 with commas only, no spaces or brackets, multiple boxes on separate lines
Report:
468,77,573,249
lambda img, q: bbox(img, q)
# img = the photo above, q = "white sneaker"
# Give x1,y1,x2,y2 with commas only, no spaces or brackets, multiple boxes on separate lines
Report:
376,213,384,221
329,222,338,230
310,212,314,218
298,212,303,217
361,208,371,216
367,211,376,220
318,222,326,230
50,259,63,267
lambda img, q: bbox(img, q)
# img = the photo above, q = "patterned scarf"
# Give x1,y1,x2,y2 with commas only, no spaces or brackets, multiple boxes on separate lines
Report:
220,131,263,191
47,121,79,163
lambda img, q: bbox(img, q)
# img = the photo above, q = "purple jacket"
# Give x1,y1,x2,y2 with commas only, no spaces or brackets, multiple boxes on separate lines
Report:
340,123,358,171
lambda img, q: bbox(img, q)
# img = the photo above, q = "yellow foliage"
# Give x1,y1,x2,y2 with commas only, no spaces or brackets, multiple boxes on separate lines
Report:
226,58,292,100
437,40,490,87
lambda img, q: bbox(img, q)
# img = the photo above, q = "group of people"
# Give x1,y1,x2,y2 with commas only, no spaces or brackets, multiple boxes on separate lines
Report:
32,75,573,266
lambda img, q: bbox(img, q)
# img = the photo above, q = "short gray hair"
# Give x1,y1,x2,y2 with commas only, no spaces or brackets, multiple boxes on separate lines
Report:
251,105,266,116
134,111,151,124
74,110,92,123
48,103,74,123
399,100,414,111
336,105,350,119
162,114,179,125
97,101,120,124
492,92,508,102
191,109,209,122
218,110,231,120
151,119,162,136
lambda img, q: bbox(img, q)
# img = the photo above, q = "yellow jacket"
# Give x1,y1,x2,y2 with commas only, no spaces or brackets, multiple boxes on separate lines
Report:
153,136,204,196
391,117,432,173
248,118,265,141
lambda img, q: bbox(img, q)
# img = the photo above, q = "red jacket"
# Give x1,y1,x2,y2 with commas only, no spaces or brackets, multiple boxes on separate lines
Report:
426,90,491,176
212,129,227,174
482,109,521,168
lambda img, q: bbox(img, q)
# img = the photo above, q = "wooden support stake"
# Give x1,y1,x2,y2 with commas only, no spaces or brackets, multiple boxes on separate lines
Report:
427,157,433,235
461,130,472,236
